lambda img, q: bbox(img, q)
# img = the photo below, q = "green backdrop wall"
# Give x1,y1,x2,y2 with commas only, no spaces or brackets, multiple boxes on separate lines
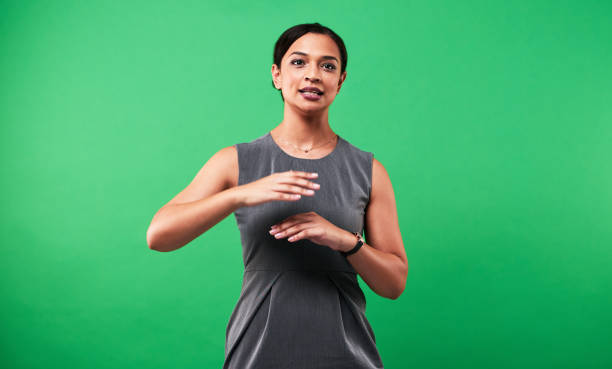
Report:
1,1,611,368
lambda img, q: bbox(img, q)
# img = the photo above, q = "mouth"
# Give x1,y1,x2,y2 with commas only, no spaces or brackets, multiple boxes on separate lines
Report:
298,88,323,96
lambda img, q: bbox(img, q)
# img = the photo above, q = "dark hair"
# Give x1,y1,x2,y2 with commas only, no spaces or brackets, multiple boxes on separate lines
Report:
272,22,348,101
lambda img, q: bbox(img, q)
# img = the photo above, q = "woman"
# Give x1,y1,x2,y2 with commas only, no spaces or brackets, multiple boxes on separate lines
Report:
146,22,407,369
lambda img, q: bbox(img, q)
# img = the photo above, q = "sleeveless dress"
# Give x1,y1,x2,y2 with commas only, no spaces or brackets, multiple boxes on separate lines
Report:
223,132,384,369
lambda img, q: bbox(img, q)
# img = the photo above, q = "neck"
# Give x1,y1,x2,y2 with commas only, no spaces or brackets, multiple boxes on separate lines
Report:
272,102,335,145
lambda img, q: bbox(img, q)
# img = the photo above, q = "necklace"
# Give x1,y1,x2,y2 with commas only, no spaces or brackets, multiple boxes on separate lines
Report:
274,133,338,153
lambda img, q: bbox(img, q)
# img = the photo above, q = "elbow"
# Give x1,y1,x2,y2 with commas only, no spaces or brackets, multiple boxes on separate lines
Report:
146,225,184,252
381,277,406,300
389,262,408,300
388,282,406,300
147,225,163,251
147,227,157,250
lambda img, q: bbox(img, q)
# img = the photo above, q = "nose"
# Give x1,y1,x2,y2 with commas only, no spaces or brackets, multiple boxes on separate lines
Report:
305,64,321,82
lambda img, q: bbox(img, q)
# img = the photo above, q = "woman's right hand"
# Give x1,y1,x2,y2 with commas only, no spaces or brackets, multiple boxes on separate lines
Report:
236,170,321,207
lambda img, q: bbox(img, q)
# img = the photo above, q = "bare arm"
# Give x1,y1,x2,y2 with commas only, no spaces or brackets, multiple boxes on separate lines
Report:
342,158,408,299
146,146,240,252
268,157,408,299
146,146,320,252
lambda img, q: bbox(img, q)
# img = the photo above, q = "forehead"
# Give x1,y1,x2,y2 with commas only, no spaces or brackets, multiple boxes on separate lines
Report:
285,33,340,60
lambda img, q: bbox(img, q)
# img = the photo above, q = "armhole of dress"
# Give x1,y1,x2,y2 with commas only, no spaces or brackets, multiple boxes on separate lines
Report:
234,143,242,187
363,151,374,238
367,152,374,203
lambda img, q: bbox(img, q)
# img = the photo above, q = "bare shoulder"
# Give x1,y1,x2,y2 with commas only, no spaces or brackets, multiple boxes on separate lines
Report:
371,157,393,200
215,145,239,188
366,156,406,265
164,145,238,207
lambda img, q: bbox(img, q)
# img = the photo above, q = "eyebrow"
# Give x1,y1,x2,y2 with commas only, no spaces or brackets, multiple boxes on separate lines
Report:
289,51,339,63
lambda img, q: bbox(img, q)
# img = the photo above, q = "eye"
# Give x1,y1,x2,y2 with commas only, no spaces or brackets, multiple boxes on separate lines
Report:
291,59,304,66
323,63,337,71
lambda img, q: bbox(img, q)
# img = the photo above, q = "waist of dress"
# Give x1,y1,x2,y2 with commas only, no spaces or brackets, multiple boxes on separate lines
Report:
244,267,356,274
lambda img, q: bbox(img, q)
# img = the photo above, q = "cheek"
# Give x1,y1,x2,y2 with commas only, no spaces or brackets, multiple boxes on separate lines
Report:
326,79,340,91
281,74,298,87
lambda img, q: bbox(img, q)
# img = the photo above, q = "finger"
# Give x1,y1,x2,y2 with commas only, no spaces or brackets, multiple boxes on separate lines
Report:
272,223,310,240
270,217,304,233
285,170,318,179
269,193,302,202
276,172,320,191
273,184,316,196
274,211,312,226
287,228,316,242
279,177,321,190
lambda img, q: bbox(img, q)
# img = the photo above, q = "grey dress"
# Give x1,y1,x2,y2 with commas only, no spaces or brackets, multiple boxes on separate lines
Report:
223,132,384,369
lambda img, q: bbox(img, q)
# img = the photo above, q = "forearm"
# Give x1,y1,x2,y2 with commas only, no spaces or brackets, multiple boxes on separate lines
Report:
337,231,407,300
147,186,243,252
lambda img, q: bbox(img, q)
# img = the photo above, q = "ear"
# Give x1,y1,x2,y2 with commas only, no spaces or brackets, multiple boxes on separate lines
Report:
336,70,347,93
271,64,282,90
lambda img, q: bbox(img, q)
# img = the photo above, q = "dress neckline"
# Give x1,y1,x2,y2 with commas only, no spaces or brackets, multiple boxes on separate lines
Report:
267,131,343,161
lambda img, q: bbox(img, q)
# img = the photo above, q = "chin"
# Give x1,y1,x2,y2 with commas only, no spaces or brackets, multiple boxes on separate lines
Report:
292,102,327,114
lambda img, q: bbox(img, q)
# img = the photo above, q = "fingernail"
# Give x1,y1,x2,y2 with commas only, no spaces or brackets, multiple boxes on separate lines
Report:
313,183,320,189
306,189,314,194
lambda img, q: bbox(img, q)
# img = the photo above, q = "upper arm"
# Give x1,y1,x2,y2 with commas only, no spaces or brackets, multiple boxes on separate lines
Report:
163,145,238,207
364,158,408,268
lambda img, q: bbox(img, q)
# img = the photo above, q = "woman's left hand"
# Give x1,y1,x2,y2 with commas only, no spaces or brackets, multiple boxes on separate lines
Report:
268,211,351,252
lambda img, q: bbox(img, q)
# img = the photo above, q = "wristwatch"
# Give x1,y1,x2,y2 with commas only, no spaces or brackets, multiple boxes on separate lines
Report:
341,232,364,256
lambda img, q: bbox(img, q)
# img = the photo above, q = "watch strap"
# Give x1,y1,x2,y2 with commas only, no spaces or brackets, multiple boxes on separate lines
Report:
341,232,364,256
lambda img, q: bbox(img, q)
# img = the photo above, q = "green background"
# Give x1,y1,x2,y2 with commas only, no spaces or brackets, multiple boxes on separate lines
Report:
1,0,611,368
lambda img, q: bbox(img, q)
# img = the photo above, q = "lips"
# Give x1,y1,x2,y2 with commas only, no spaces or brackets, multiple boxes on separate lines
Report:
299,87,323,95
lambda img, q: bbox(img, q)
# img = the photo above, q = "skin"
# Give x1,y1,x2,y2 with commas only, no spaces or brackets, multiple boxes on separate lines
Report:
146,32,408,300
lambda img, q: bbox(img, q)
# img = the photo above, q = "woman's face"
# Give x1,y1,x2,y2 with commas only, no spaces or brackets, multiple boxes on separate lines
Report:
272,32,346,113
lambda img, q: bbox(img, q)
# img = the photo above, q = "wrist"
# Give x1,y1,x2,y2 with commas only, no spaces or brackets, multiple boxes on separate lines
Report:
339,230,360,253
227,186,245,209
